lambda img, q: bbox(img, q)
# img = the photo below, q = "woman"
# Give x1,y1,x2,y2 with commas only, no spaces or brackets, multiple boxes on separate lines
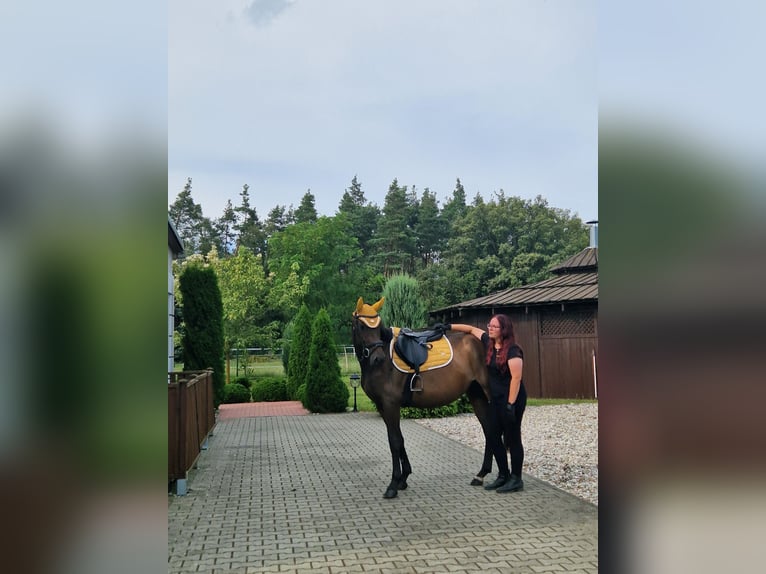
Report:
444,316,527,493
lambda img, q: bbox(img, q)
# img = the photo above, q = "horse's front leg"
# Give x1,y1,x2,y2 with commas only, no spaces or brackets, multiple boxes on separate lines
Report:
383,411,408,498
398,428,411,491
468,388,494,486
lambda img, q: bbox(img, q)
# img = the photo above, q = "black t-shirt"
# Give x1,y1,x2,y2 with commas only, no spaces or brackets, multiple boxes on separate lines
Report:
481,332,524,399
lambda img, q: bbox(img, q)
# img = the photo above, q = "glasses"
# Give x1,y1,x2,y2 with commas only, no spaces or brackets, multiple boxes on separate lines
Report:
486,324,500,330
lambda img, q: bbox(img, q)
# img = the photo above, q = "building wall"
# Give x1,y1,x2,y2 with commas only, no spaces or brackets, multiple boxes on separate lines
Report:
433,303,598,399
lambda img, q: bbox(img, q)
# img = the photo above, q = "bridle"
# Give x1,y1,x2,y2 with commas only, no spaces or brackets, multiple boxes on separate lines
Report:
352,314,387,361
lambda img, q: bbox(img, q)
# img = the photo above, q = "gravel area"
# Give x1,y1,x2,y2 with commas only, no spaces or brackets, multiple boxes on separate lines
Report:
413,403,598,506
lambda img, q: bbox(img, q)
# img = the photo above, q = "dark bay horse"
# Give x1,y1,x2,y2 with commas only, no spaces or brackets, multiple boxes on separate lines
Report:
352,297,496,498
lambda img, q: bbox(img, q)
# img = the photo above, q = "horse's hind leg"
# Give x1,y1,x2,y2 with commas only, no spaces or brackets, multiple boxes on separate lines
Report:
468,383,494,486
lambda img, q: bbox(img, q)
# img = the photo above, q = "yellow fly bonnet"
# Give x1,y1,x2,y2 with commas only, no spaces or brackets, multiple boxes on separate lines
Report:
353,297,385,328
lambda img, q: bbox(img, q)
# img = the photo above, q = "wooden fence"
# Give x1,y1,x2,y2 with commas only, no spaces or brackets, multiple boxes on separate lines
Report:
168,370,216,491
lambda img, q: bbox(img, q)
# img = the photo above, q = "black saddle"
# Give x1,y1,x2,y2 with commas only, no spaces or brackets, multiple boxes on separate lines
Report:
394,327,448,396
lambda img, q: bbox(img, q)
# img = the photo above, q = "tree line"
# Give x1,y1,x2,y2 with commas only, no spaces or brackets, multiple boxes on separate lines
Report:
170,175,588,349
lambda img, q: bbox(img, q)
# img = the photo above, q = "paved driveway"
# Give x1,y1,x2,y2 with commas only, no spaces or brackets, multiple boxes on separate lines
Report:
168,410,597,573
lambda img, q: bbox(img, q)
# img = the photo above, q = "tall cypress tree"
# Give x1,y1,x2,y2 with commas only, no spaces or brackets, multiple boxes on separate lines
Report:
287,303,313,400
179,264,225,405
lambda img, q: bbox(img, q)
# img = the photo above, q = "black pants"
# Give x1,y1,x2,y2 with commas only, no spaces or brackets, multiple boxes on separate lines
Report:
489,385,527,477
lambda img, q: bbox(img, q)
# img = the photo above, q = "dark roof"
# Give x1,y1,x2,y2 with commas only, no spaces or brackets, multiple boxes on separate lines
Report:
549,246,597,274
168,219,184,255
434,246,598,312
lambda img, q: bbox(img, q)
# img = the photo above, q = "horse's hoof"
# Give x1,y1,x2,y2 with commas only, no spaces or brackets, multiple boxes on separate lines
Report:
383,488,398,499
470,477,484,486
398,481,408,490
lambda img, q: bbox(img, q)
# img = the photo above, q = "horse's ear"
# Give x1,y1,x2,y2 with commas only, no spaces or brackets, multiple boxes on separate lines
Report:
355,297,365,315
372,297,385,312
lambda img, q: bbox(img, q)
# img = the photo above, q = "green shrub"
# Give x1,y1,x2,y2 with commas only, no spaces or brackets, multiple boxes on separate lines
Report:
401,401,461,419
305,308,349,413
222,383,251,404
232,376,250,389
380,273,427,328
251,376,289,402
456,394,474,414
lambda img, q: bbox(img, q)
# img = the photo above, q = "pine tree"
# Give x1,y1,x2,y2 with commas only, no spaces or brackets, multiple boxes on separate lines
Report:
235,184,266,260
294,190,318,224
369,179,417,276
414,187,446,267
169,178,214,255
337,175,379,256
214,199,238,256
441,178,468,232
305,308,349,413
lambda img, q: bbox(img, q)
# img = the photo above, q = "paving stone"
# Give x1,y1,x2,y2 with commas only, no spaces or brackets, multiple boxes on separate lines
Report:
169,410,597,574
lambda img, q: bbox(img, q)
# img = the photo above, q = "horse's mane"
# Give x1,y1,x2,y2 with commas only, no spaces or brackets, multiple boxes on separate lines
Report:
379,320,393,345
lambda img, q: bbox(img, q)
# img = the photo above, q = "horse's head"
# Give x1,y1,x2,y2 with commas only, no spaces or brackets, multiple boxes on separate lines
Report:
352,297,392,368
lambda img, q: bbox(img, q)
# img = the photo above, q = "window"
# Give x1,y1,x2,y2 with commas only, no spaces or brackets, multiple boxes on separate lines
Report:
540,310,596,336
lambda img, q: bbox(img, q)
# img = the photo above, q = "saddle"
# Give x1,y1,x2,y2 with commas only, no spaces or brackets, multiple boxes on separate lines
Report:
392,326,452,394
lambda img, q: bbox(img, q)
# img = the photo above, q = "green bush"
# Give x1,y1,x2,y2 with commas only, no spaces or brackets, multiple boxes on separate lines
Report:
232,376,250,389
222,383,251,404
402,401,460,419
380,273,427,328
305,308,349,413
251,376,289,402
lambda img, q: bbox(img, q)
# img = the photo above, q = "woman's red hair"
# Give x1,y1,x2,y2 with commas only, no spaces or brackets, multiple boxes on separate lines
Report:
485,314,516,373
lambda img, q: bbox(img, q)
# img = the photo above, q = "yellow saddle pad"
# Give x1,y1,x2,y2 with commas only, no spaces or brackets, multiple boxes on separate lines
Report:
390,327,454,374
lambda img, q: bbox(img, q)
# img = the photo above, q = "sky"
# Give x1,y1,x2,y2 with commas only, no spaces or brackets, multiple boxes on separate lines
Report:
168,0,598,222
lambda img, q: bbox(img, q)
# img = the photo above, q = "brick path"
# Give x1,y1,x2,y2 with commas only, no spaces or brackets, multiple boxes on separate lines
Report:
168,408,597,573
218,401,310,421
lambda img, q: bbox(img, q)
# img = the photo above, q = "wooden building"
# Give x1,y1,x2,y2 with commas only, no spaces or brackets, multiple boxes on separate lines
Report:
429,245,598,399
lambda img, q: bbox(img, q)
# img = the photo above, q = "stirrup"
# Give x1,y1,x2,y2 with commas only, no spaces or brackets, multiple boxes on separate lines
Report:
409,373,423,392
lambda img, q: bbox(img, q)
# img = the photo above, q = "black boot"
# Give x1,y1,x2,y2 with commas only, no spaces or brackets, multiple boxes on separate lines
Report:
483,474,510,490
496,474,523,493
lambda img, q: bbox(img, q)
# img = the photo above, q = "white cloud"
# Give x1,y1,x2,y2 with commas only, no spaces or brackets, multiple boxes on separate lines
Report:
245,0,297,27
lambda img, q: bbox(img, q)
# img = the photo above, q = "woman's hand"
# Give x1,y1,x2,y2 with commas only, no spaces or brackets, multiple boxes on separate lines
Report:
505,402,517,424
